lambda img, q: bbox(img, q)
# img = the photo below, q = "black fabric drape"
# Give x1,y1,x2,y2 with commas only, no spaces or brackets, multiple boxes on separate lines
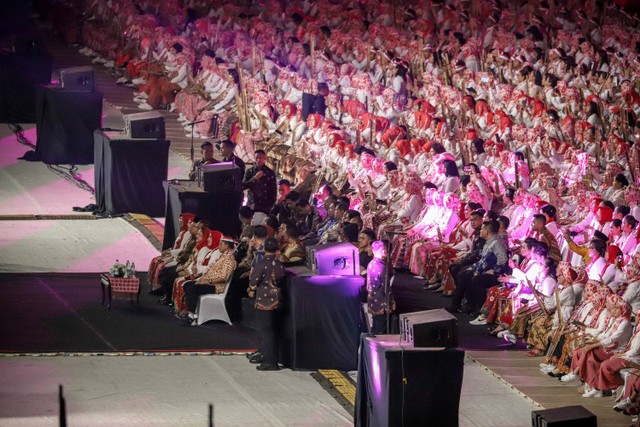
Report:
35,87,102,164
94,131,169,217
0,51,52,123
163,180,243,248
282,274,365,370
355,335,465,427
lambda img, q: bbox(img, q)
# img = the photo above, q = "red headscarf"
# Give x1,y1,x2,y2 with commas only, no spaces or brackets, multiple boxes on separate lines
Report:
175,213,196,248
606,244,621,265
596,205,614,225
196,227,212,250
208,230,222,250
179,213,196,232
395,139,411,157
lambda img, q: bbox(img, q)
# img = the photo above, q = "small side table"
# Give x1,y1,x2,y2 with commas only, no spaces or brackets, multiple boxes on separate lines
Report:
100,274,141,310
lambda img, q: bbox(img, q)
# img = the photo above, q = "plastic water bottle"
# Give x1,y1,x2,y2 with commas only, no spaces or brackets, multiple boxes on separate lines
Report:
131,262,136,277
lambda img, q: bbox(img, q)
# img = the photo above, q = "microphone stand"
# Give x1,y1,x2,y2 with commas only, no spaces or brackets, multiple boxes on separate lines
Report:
383,239,391,334
231,154,238,193
185,119,207,165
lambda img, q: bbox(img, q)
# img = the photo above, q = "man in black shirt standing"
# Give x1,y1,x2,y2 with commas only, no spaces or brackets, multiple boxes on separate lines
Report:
242,149,277,214
219,139,246,181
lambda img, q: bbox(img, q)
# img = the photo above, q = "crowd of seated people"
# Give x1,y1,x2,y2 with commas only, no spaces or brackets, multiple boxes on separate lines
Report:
64,0,640,410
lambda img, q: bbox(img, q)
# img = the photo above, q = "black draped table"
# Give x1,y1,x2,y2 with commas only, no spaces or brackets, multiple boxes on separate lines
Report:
36,87,102,164
276,268,366,371
94,131,169,217
0,51,52,123
163,180,243,248
355,335,465,427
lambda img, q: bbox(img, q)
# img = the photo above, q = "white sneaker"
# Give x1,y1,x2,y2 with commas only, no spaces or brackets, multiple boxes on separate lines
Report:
137,102,153,110
496,330,508,338
539,364,556,374
469,315,487,326
116,77,128,84
132,77,147,85
104,60,114,68
135,92,148,99
582,388,603,398
613,397,637,412
178,113,186,122
560,372,577,383
503,333,516,344
168,102,176,112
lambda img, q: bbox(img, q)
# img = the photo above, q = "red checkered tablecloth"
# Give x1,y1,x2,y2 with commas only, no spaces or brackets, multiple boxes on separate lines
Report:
107,275,140,293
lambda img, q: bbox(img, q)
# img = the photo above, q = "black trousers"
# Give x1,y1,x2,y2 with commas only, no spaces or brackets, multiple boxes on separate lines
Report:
158,265,178,297
451,266,474,310
255,309,279,365
467,273,500,311
183,281,218,312
371,313,399,334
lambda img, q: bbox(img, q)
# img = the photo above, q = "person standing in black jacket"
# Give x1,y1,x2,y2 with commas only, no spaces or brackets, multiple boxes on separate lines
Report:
242,150,277,214
247,237,286,371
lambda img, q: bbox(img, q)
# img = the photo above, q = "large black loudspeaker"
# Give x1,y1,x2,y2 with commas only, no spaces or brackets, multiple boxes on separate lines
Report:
123,111,166,139
531,406,596,427
60,66,95,91
202,162,242,193
400,308,458,348
355,335,465,427
305,242,358,276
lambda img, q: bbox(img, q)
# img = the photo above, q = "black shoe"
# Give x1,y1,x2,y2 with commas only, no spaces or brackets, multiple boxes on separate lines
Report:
246,351,260,359
179,317,196,327
249,354,265,364
148,288,164,296
256,363,279,371
157,296,170,305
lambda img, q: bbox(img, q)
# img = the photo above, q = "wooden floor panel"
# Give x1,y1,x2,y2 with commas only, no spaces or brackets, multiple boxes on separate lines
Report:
468,350,633,426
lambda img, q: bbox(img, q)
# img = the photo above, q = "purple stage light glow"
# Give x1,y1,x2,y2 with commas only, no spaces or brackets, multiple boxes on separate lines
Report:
302,275,363,290
369,341,383,399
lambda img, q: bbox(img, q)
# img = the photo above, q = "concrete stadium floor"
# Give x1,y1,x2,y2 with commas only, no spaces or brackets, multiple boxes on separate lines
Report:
0,355,538,427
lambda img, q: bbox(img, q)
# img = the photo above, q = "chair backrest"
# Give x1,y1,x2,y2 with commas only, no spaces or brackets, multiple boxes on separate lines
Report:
218,275,233,297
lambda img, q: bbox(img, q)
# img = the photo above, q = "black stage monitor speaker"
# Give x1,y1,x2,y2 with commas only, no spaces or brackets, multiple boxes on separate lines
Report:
201,162,241,193
531,406,597,427
60,66,95,91
123,111,166,139
305,242,358,276
400,308,458,348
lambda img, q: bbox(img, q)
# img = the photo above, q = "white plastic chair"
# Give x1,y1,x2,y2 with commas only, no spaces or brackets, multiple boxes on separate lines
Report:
196,278,233,325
